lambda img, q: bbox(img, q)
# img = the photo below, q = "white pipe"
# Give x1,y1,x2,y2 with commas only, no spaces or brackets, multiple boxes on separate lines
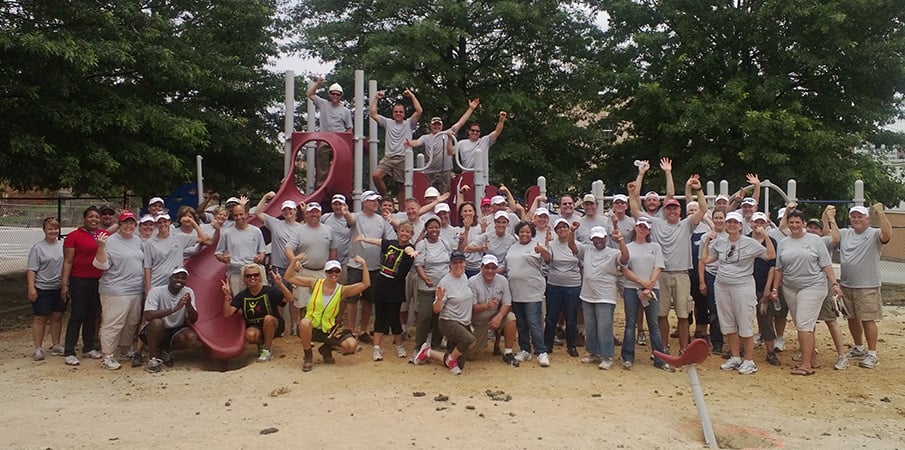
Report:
688,365,719,449
854,179,864,206
306,87,316,194
195,155,204,205
537,176,547,208
283,70,295,178
404,149,414,200
368,80,379,194
354,71,365,211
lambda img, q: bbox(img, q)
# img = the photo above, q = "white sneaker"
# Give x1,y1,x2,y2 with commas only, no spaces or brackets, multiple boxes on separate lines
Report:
848,347,868,359
580,354,602,364
737,360,758,375
537,352,550,367
720,357,742,371
33,348,45,361
101,356,122,370
622,360,633,370
754,334,763,348
598,358,613,370
395,345,407,358
859,353,879,369
773,337,785,352
257,349,273,362
514,350,531,362
86,350,102,359
834,354,849,370
50,345,65,356
372,346,383,361
64,355,80,366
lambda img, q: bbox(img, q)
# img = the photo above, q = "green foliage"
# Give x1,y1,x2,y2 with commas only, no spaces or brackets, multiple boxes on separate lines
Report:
593,0,905,204
0,0,284,197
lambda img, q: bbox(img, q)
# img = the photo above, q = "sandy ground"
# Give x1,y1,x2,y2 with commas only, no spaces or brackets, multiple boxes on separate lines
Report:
2,305,904,450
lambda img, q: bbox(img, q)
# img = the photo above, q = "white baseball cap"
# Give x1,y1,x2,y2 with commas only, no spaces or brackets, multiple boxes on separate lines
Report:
589,226,608,239
306,202,322,211
741,197,757,206
493,210,510,222
281,200,297,210
362,190,381,202
491,195,506,205
434,203,450,213
636,216,652,229
849,205,869,216
535,207,550,217
331,194,347,204
148,196,165,206
751,212,769,223
324,260,342,272
726,211,744,223
481,254,499,267
612,194,628,203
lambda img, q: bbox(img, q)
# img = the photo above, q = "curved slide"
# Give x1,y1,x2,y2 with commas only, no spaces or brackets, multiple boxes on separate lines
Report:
185,132,354,362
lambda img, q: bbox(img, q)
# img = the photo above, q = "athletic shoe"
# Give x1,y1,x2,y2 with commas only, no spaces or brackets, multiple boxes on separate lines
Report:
720,357,742,371
85,350,102,359
848,347,868,359
654,362,676,373
514,350,531,362
414,343,431,365
502,353,520,367
64,355,80,366
859,353,879,369
754,334,764,348
598,358,613,370
50,345,65,356
773,336,785,352
766,352,781,366
537,352,550,367
580,354,602,364
445,354,461,375
131,352,144,368
637,331,647,346
834,354,849,370
372,346,383,361
101,356,122,370
737,360,758,375
145,357,163,373
792,351,802,362
33,348,45,361
257,348,272,362
159,350,174,367
622,360,633,370
395,345,407,358
567,347,579,357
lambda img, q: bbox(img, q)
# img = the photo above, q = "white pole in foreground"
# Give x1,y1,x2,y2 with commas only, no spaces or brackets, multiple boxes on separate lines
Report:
368,80,379,194
195,155,204,205
284,70,295,178
306,83,316,194
687,365,719,449
354,70,365,211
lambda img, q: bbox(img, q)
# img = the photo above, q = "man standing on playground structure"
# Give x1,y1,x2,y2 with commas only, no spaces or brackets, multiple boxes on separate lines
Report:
370,88,423,208
307,77,353,188
456,110,508,172
405,98,480,194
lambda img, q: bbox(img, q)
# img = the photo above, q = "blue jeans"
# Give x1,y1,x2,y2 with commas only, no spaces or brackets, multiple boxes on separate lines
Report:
704,271,723,349
544,284,581,350
621,288,667,365
582,302,615,358
512,302,546,355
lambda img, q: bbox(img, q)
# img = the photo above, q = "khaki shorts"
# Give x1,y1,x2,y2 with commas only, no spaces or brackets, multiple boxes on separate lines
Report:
376,154,406,183
817,285,839,322
841,286,883,321
293,266,323,308
658,271,692,319
467,311,517,357
425,171,452,194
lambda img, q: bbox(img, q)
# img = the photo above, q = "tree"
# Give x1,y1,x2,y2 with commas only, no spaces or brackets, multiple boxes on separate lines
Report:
0,0,284,196
591,0,905,205
288,0,612,197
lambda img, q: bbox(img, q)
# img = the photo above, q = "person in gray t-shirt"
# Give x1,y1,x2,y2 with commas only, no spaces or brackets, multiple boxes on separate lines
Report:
370,89,423,208
141,268,199,372
456,111,508,171
321,194,352,263
308,77,353,188
26,217,66,360
214,205,266,295
406,99,479,193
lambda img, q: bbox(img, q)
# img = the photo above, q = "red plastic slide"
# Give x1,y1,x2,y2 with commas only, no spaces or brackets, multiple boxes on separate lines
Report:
185,132,354,362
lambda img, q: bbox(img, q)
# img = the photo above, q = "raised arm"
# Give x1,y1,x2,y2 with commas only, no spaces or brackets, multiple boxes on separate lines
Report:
873,202,892,244
660,158,675,199
403,89,422,123
627,181,648,219
449,98,480,133
689,176,708,225
254,192,276,223
307,76,324,101
419,192,450,216
369,90,384,122
341,257,371,298
747,174,761,207
283,253,317,289
822,205,840,247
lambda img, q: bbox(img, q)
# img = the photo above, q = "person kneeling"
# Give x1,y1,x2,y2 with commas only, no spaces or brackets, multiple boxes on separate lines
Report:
140,267,199,373
286,256,371,372
222,264,293,362
464,255,519,366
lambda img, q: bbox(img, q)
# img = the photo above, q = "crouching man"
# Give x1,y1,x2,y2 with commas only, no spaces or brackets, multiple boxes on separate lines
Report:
140,267,199,373
465,254,519,366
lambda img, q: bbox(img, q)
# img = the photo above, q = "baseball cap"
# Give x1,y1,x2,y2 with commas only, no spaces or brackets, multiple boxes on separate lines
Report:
535,207,550,217
491,195,506,205
636,216,653,229
726,211,744,223
429,117,443,124
225,197,240,206
324,260,342,272
553,218,569,229
664,198,681,207
148,196,165,206
481,254,499,266
449,250,467,262
806,218,823,228
849,205,869,216
481,198,492,207
281,200,297,210
118,211,137,222
328,83,343,94
751,212,769,223
434,203,450,213
776,207,787,220
741,197,757,206
612,194,628,203
306,202,322,211
715,195,730,203
424,186,440,198
139,214,155,224
582,194,597,204
171,267,189,276
331,194,347,204
156,213,171,221
362,190,381,202
644,191,660,199
99,204,116,214
589,226,608,239
493,210,510,222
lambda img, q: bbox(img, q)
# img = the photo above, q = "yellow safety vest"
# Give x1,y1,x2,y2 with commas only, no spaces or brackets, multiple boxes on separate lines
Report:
306,279,343,332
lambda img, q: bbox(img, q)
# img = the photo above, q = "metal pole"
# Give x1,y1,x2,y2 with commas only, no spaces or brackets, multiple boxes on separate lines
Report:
368,80,379,194
404,149,414,200
354,70,365,211
284,70,295,178
688,365,719,449
474,149,485,206
306,82,317,194
537,176,547,208
196,155,204,206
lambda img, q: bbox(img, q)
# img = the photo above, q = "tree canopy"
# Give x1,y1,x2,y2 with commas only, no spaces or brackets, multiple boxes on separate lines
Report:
0,0,284,196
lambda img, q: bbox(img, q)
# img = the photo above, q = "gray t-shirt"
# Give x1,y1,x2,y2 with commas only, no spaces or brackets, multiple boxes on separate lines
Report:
469,273,512,324
547,238,581,287
347,212,396,269
313,96,353,132
578,244,623,304
700,231,727,276
215,225,266,275
707,235,767,285
471,231,517,273
456,135,495,170
414,238,453,291
575,214,607,244
650,216,696,271
98,233,145,296
775,233,831,291
505,241,546,303
440,224,461,249
263,215,302,269
420,132,453,173
173,226,202,258
624,241,665,289
320,212,351,263
145,285,196,329
143,233,198,288
286,223,334,270
376,116,417,157
839,227,883,288
27,239,63,290
604,214,636,249
437,273,476,324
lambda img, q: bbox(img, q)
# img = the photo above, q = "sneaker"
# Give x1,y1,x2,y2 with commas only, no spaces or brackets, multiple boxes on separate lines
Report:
858,353,879,369
33,348,45,361
537,352,550,367
145,357,163,373
580,354,602,364
131,352,144,368
502,353,520,367
773,336,785,352
737,360,758,375
792,351,802,362
766,352,781,366
848,347,868,359
50,345,65,356
567,347,579,357
754,334,764,348
358,332,373,343
637,331,647,346
86,350,102,359
414,343,431,365
101,356,122,370
598,358,613,370
372,346,383,361
622,360,633,370
257,348,273,362
514,350,531,362
159,350,173,367
834,354,849,370
120,348,135,359
445,354,461,375
64,355,80,366
395,345,407,358
654,362,676,373
720,357,742,371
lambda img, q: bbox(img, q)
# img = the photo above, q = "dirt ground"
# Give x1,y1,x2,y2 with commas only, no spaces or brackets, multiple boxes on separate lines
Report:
1,272,904,449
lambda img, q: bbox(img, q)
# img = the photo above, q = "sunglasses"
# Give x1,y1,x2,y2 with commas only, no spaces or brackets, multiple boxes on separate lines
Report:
244,273,261,278
325,269,341,274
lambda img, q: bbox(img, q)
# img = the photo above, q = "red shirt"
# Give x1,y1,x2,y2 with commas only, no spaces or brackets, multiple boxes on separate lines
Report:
64,227,109,278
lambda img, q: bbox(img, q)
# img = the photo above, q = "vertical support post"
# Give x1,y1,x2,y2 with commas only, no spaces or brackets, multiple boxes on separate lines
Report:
787,179,798,204
474,149,486,206
706,181,715,207
404,148,414,201
306,81,316,194
353,70,365,211
719,180,729,197
368,80,379,194
196,155,204,206
537,176,547,208
283,70,295,178
853,179,864,207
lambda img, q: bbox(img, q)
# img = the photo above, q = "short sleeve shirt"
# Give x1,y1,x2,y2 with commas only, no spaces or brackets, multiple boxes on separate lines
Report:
313,96,353,132
376,116,417,157
145,285,196,329
231,285,285,324
27,239,63,290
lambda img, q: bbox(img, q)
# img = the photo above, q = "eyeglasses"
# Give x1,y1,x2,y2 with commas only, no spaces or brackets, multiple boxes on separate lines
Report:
244,273,261,279
469,129,480,133
325,269,341,274
561,202,573,206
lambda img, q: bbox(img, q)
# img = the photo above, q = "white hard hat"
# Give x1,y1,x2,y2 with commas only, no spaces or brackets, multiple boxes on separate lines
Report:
328,83,343,94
